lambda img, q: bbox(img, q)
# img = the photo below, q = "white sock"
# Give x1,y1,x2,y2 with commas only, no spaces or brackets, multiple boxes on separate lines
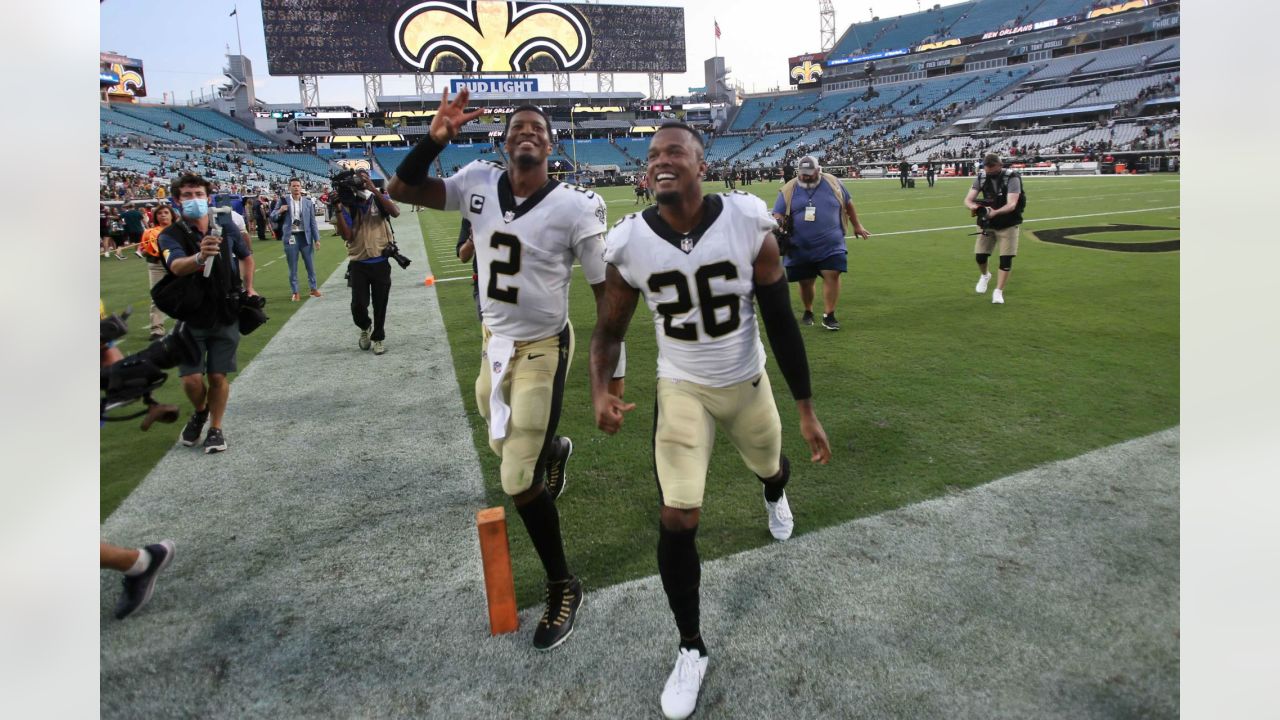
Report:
124,549,152,577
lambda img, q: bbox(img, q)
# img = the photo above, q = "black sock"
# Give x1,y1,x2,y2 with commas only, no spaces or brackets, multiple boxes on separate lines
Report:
759,455,791,503
515,490,570,582
680,634,709,657
658,523,702,651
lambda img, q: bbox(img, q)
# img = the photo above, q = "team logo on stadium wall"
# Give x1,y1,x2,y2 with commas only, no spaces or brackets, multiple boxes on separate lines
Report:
393,0,591,72
787,52,827,87
790,61,823,85
107,64,145,96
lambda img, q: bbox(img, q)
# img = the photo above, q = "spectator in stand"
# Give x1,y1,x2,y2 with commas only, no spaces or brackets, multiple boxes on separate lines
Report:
103,207,126,260
138,204,175,340
271,178,322,301
250,194,271,243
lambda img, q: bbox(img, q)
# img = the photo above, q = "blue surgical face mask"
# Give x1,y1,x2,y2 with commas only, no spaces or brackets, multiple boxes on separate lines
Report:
181,198,209,219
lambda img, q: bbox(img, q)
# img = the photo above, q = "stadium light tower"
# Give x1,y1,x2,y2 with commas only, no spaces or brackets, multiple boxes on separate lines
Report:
819,0,836,53
363,74,383,111
414,73,435,98
298,75,319,109
552,73,570,92
648,73,664,101
597,73,615,93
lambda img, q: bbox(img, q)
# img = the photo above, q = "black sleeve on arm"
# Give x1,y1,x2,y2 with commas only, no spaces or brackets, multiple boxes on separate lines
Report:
395,137,446,186
456,218,472,255
754,277,812,401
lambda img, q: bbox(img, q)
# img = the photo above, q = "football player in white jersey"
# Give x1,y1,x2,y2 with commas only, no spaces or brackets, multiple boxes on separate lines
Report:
589,123,831,720
388,91,623,651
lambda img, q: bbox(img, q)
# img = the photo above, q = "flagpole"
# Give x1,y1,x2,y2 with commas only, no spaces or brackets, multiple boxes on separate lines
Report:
233,5,243,56
714,18,719,58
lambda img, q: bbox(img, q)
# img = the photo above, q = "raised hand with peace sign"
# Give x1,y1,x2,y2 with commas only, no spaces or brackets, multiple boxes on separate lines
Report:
430,88,485,145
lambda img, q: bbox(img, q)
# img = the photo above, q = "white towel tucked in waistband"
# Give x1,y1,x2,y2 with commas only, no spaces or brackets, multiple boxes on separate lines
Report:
485,335,516,441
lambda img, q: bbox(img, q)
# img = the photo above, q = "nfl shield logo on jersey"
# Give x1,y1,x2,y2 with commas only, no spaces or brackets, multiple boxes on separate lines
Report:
492,360,503,374
680,237,694,253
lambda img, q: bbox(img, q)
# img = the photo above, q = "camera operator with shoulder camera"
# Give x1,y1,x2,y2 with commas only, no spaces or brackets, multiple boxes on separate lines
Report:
157,173,258,453
964,153,1026,305
99,302,193,619
332,169,402,355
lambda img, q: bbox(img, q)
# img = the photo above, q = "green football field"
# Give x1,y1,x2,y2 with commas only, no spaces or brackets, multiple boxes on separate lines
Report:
414,174,1180,605
99,174,1179,607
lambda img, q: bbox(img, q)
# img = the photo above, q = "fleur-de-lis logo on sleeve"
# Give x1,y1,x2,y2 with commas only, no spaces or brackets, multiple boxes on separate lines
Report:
109,63,145,96
394,0,591,72
790,61,823,85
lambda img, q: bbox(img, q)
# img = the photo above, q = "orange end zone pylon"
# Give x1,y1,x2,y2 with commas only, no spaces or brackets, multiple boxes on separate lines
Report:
476,507,519,635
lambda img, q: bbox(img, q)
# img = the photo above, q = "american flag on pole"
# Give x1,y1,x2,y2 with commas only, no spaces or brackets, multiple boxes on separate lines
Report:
715,20,721,39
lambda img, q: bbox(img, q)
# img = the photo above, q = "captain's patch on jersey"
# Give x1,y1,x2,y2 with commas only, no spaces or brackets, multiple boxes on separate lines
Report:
470,194,485,214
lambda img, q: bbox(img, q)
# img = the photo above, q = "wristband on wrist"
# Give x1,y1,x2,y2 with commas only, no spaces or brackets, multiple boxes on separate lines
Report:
395,136,446,186
194,254,207,267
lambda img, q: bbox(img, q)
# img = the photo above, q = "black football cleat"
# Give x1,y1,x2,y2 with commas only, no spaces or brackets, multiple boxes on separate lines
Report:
545,436,573,501
533,575,583,651
114,541,175,620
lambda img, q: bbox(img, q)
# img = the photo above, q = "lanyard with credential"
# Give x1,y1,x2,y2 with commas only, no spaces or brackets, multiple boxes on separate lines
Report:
799,183,819,223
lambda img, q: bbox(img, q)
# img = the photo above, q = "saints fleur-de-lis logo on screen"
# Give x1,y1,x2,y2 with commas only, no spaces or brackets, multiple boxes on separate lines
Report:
393,0,591,72
109,63,145,96
790,61,823,85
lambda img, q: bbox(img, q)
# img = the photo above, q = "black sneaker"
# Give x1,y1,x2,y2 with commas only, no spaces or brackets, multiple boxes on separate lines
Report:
114,540,175,620
179,410,208,446
801,310,814,326
533,575,583,651
822,313,841,331
545,436,573,501
203,427,228,454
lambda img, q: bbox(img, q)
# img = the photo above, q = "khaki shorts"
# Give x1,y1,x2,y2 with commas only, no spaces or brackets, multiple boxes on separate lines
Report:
974,224,1020,257
476,323,573,496
654,373,783,510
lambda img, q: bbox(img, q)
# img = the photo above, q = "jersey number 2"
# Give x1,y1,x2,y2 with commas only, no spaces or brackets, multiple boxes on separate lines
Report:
647,261,740,341
487,232,521,303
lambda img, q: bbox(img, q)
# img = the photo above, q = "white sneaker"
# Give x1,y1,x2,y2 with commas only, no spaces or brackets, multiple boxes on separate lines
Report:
992,289,1004,304
975,272,992,294
660,648,709,720
765,492,794,541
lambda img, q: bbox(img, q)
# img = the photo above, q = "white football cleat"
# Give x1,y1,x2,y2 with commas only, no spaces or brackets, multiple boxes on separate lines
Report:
661,648,709,720
975,272,992,294
992,289,1004,305
765,492,794,541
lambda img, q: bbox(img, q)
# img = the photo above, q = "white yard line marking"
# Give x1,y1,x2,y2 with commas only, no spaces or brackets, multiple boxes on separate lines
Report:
852,205,1180,238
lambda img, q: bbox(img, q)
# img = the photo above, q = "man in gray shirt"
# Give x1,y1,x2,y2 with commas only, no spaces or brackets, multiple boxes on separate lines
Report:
963,153,1025,305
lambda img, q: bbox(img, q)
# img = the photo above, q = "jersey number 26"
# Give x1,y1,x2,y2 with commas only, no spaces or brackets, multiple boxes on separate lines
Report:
648,261,740,341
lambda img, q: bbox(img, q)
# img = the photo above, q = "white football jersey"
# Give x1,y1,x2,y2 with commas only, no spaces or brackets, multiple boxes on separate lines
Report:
444,161,608,341
604,192,777,387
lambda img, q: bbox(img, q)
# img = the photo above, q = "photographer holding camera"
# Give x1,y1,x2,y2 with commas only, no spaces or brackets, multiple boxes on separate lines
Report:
157,173,258,453
332,169,401,355
964,153,1026,305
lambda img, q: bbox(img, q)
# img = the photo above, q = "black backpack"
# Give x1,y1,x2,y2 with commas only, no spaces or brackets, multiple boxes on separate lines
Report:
982,170,1027,228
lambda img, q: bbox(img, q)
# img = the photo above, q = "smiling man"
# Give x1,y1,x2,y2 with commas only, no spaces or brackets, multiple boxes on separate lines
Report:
589,122,832,720
387,92,624,651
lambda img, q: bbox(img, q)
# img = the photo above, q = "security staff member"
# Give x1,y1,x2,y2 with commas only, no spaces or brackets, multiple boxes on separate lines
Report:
898,159,910,188
964,153,1025,305
333,170,399,354
772,156,871,331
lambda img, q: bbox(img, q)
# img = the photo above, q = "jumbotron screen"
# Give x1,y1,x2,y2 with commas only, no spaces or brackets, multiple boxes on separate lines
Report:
100,52,146,97
261,0,686,75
